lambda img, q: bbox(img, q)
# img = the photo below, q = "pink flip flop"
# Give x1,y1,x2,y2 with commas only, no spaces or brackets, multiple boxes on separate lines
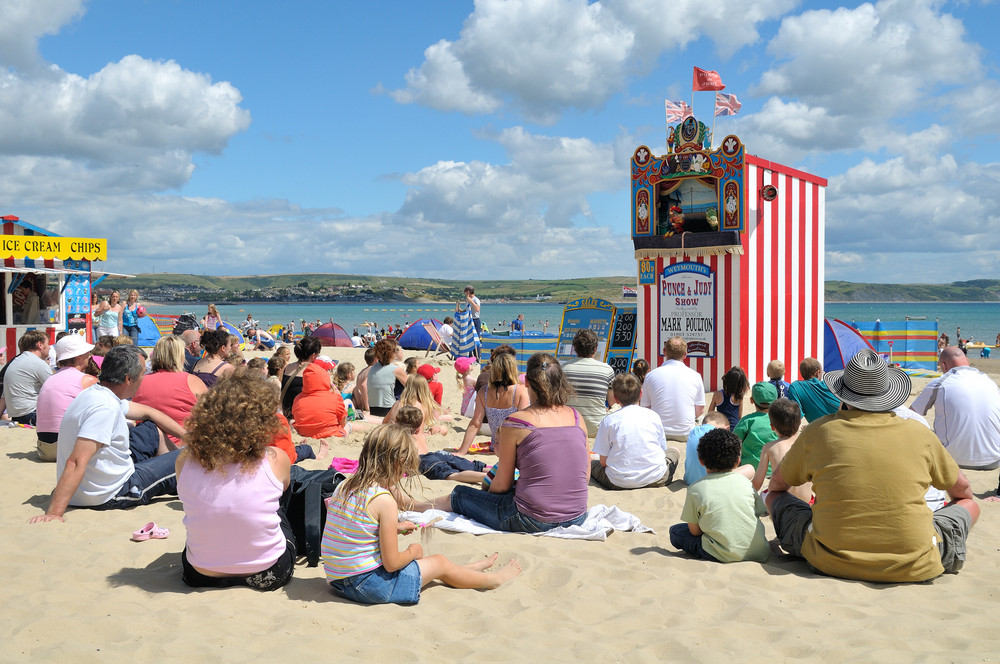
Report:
131,522,169,542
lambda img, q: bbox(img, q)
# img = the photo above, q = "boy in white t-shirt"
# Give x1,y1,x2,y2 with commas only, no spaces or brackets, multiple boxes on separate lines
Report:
591,373,680,490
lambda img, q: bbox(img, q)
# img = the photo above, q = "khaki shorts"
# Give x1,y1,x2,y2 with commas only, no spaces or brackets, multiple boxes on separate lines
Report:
771,493,973,575
37,439,58,462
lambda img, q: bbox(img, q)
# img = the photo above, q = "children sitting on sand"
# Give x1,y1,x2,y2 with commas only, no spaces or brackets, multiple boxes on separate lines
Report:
396,406,487,484
320,423,521,605
766,360,791,399
683,411,730,485
733,382,779,468
669,427,770,563
751,398,811,503
590,373,679,490
706,366,748,429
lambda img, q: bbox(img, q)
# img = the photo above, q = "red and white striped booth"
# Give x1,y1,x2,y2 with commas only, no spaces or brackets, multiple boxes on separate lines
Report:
0,216,107,354
631,120,827,391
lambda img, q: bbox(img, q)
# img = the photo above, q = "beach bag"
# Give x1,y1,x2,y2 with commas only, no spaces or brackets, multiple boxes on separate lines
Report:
281,466,346,567
172,313,199,335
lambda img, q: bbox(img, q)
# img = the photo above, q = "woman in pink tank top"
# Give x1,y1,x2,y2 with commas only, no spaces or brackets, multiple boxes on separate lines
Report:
175,371,294,591
132,336,208,445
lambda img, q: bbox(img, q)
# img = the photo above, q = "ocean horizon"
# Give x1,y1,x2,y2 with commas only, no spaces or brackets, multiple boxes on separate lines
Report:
144,300,1000,347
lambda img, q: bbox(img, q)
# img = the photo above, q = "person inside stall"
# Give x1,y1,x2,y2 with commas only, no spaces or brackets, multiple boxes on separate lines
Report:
16,279,40,325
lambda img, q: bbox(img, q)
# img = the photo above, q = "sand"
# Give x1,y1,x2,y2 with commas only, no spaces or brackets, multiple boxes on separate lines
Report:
6,345,1000,662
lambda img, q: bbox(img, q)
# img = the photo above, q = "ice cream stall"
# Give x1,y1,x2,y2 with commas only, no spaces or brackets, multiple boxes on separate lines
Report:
0,216,108,351
631,117,828,391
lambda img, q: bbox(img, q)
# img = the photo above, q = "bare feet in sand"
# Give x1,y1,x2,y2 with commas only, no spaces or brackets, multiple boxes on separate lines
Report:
316,438,330,461
465,552,500,571
486,559,523,587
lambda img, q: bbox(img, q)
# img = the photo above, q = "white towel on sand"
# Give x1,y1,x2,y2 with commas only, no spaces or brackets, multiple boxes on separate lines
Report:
399,505,655,541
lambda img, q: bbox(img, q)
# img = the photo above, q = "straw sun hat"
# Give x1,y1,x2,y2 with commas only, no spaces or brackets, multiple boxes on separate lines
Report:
822,348,911,412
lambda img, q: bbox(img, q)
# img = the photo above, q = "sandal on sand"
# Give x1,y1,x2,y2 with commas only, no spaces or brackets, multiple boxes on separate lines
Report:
131,522,169,542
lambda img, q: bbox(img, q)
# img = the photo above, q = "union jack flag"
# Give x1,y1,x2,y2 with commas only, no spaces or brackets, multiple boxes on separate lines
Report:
665,99,693,123
714,92,742,117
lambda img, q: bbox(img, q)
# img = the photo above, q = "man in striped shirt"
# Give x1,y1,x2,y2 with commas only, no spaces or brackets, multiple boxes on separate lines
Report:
561,329,615,437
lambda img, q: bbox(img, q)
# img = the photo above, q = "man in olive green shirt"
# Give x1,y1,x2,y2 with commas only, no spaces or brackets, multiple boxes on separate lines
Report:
767,349,979,583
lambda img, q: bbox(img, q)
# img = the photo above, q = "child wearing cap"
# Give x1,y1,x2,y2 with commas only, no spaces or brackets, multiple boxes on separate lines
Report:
417,364,444,405
455,355,477,412
733,382,779,468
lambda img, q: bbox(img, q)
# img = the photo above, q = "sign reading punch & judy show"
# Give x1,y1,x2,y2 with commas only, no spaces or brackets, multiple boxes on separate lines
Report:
659,262,716,357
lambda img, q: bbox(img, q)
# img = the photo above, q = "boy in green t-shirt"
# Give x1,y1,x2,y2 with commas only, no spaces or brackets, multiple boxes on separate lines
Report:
669,428,770,563
733,382,779,468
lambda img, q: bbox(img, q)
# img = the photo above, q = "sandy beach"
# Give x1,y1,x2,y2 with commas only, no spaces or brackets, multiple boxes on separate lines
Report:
6,345,1000,662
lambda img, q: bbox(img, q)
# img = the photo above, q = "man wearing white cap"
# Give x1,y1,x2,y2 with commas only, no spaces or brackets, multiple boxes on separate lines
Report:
767,349,979,583
35,335,98,461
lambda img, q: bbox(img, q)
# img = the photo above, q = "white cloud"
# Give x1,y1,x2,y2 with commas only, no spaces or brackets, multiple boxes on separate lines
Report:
757,0,980,117
390,0,795,122
9,124,637,279
0,56,250,170
823,155,1000,282
0,0,84,74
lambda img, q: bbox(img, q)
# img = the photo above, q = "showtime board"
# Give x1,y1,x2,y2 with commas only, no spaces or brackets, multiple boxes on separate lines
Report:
556,298,616,364
605,306,637,374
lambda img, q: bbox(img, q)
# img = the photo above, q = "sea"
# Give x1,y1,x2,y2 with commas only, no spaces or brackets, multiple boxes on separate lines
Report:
145,300,1000,344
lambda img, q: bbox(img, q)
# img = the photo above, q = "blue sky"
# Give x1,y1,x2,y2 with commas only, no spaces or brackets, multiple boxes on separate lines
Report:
1,0,998,283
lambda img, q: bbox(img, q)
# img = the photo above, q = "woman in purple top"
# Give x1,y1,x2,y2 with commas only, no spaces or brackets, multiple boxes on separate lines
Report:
418,353,590,532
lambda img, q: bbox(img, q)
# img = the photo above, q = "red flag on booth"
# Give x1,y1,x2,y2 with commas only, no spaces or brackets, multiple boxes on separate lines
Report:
693,67,725,91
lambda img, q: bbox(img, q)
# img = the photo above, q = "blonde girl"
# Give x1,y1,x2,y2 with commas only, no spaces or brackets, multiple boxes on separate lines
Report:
335,362,356,396
387,374,449,435
203,304,221,331
95,291,123,337
122,289,142,344
321,423,520,605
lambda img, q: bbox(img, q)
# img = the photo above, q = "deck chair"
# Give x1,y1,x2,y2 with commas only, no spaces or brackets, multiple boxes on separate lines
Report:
423,322,453,358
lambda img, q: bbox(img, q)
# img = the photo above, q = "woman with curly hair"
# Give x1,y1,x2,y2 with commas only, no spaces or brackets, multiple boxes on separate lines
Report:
175,369,294,591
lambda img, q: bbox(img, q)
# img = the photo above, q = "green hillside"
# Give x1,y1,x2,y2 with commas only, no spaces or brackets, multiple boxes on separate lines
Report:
102,273,1000,303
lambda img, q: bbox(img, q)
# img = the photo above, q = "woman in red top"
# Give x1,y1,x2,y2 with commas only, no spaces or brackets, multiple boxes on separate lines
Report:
133,336,208,445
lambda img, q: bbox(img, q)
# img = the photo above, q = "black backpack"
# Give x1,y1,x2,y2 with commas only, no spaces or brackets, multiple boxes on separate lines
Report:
281,467,346,567
172,313,199,335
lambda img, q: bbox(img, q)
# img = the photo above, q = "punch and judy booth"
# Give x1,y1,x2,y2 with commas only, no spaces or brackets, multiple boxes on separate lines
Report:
0,216,106,350
631,118,827,391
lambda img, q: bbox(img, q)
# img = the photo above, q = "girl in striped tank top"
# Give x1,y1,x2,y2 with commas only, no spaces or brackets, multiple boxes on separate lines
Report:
321,423,522,605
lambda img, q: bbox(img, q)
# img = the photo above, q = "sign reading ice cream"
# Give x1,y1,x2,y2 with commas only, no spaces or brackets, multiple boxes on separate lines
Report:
0,235,106,261
659,262,716,357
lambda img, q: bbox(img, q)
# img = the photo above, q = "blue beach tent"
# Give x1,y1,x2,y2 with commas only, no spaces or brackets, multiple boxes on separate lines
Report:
823,318,875,372
136,315,162,347
397,318,442,350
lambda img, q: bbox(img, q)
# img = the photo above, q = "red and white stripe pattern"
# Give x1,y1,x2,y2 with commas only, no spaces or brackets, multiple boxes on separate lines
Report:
636,156,827,391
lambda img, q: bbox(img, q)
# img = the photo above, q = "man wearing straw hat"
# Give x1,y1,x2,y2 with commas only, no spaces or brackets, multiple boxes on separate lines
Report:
766,349,979,583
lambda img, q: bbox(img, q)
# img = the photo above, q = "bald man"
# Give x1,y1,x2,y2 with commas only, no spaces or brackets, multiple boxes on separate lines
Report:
181,330,202,373
911,346,1000,471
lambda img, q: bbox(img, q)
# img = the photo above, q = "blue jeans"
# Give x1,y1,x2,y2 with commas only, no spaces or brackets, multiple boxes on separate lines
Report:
330,561,421,605
96,449,179,510
669,523,716,561
450,485,586,533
